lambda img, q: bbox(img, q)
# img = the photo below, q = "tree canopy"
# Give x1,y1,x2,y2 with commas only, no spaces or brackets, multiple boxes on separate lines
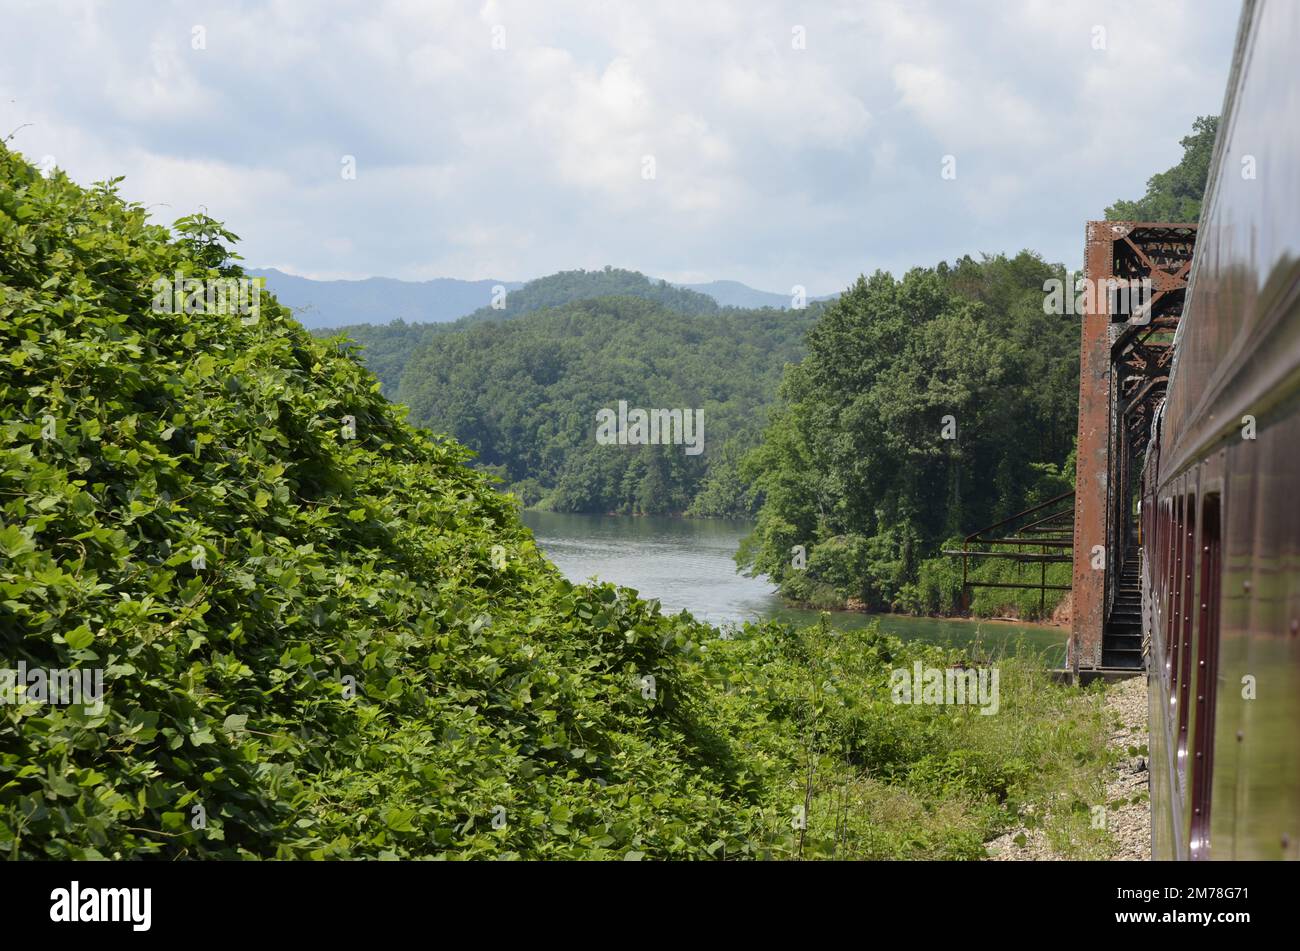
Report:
390,296,818,515
736,253,1077,617
321,266,730,398
1105,115,1218,222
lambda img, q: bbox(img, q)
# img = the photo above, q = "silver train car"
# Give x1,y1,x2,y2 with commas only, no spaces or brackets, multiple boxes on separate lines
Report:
1142,0,1300,860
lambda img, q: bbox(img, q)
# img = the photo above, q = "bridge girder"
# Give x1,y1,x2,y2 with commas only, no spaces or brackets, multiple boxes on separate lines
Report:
1071,222,1196,671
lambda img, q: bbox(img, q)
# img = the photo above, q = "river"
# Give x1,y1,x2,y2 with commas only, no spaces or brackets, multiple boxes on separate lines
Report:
521,511,1066,661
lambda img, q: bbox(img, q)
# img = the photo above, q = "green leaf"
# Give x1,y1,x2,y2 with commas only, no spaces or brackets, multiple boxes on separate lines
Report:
64,625,94,650
222,714,249,734
0,525,35,558
382,809,417,833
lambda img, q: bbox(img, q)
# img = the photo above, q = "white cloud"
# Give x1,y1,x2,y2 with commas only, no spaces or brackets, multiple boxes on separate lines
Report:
0,0,1240,295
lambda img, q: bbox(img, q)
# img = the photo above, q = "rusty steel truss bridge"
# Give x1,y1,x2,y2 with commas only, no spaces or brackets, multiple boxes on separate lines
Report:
948,221,1197,679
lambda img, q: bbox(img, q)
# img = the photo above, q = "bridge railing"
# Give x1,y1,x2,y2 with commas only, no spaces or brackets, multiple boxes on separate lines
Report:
942,490,1075,617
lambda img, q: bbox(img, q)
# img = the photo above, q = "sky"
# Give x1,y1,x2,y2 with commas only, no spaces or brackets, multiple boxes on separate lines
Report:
0,0,1241,296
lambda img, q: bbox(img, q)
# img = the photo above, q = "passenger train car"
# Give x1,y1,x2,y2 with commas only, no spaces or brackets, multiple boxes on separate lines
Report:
1142,0,1300,860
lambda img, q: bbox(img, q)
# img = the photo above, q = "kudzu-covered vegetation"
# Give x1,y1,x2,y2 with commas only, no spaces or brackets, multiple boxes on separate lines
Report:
0,146,1116,859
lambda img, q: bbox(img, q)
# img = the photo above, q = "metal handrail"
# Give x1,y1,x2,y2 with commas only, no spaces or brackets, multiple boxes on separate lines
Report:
945,491,1076,616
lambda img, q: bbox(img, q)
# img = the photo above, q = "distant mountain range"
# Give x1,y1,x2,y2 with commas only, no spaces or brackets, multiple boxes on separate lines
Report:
675,280,810,309
250,267,831,328
247,269,524,329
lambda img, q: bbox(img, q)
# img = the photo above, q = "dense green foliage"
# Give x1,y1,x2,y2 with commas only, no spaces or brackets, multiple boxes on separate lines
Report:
320,318,438,396
737,254,1078,618
1106,115,1218,223
321,267,725,396
0,147,773,858
1,147,1126,860
702,620,1114,858
377,297,818,516
459,266,720,324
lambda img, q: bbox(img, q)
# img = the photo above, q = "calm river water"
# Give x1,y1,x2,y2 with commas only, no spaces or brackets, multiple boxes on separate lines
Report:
521,511,1066,661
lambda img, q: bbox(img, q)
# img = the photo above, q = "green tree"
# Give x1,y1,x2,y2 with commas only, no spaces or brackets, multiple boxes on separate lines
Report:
739,254,1076,615
1105,115,1218,222
389,295,819,515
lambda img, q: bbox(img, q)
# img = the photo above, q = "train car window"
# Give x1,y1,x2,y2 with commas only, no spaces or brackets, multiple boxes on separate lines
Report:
1167,496,1183,698
1165,502,1173,603
1190,493,1221,859
1177,493,1197,787
1164,498,1175,631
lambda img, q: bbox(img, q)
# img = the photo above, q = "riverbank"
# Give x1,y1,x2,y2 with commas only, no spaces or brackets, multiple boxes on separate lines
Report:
521,511,1070,661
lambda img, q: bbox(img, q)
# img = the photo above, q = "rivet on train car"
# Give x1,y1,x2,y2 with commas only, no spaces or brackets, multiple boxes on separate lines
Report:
1290,618,1299,635
1283,834,1291,850
1243,580,1252,593
1236,730,1243,742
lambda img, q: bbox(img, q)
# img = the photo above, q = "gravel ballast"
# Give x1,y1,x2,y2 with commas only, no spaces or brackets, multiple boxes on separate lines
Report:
984,674,1151,861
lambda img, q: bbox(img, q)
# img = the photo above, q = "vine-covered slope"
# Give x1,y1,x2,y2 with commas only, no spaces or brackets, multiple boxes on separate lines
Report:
0,146,761,858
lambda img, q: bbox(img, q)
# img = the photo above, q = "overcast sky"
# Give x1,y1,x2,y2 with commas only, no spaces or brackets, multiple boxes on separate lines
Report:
1,0,1240,295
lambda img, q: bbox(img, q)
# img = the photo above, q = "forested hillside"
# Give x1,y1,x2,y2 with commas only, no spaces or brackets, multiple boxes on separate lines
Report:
736,254,1078,617
322,266,727,395
393,296,818,515
458,266,721,323
315,318,437,395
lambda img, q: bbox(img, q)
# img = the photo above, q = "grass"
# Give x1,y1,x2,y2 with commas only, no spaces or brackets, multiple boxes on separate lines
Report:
911,552,1072,622
695,618,1115,859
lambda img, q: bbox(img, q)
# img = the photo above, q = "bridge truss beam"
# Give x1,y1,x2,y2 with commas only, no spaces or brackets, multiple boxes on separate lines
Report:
1071,222,1196,672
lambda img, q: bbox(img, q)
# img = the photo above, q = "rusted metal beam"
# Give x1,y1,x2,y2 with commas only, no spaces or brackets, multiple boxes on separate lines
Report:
1072,222,1117,672
969,537,1074,547
963,490,1075,543
941,550,1072,563
1072,221,1196,673
964,581,1073,592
